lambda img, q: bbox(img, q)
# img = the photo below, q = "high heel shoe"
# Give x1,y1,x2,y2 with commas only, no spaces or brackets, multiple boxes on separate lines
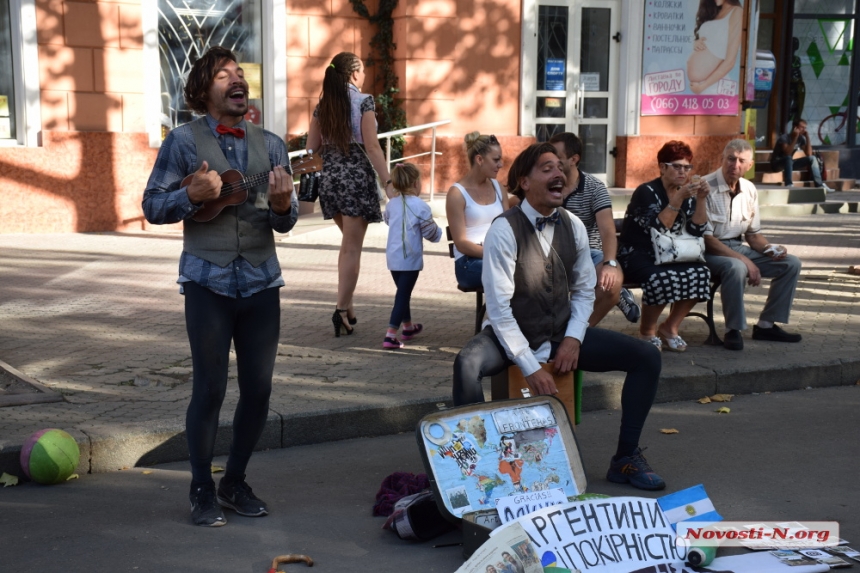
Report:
347,313,357,326
332,308,354,337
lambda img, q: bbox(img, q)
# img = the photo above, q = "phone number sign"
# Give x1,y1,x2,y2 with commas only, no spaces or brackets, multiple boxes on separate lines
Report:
642,70,738,116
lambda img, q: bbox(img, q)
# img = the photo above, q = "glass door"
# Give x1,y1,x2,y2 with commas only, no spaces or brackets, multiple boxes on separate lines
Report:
524,0,620,183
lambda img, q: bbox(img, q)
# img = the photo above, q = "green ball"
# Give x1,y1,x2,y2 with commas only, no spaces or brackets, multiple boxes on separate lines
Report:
20,429,80,484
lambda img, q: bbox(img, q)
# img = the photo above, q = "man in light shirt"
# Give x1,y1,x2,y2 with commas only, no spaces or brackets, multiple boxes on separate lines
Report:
703,139,803,351
452,143,665,491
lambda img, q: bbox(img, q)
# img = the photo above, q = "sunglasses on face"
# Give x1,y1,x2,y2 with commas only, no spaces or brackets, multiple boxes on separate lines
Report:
662,162,693,172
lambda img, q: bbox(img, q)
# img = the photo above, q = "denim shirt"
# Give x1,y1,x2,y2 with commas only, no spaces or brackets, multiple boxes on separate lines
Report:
142,115,298,297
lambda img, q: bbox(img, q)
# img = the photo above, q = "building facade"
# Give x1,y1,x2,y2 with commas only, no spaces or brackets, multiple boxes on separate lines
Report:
2,0,852,234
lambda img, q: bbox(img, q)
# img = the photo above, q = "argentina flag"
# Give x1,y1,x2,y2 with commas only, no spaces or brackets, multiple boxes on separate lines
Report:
657,484,723,531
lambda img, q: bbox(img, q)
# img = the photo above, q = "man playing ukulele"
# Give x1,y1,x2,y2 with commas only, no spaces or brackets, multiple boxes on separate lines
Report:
143,46,296,527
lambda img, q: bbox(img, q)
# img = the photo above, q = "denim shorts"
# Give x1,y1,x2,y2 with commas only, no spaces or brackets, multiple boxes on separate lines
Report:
454,255,483,290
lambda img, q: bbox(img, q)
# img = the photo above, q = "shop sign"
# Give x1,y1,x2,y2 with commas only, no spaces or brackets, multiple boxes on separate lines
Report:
641,1,741,116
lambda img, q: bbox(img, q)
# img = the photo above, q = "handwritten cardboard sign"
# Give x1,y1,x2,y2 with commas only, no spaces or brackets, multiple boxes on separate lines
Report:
501,496,688,572
496,488,569,524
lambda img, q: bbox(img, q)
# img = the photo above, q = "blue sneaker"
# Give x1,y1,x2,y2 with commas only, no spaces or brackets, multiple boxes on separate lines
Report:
616,288,641,323
606,447,666,490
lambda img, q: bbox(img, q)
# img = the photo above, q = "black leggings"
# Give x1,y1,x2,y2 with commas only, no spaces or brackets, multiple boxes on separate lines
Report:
184,281,280,486
452,326,661,457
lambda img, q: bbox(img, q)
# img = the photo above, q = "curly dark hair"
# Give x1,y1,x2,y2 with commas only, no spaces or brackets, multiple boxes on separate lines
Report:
656,140,694,165
318,52,364,154
506,142,560,200
183,46,238,116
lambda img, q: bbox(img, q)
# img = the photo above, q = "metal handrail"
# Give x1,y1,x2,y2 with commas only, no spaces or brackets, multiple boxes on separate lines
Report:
288,119,451,201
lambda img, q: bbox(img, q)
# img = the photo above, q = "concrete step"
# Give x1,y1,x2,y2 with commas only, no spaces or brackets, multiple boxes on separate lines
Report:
757,187,826,204
752,162,840,179
768,178,856,190
754,149,839,166
755,170,800,184
759,201,860,217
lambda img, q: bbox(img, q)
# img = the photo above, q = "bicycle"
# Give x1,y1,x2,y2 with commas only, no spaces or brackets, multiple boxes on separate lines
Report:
818,109,860,145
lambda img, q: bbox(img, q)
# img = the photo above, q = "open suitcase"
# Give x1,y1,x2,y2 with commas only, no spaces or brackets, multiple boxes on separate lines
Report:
416,396,588,558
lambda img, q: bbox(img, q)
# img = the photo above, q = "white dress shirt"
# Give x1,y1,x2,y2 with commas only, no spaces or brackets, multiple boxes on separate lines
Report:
482,199,596,377
702,168,762,240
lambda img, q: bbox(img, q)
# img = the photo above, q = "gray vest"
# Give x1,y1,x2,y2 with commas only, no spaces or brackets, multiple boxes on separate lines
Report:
501,207,577,350
183,118,276,267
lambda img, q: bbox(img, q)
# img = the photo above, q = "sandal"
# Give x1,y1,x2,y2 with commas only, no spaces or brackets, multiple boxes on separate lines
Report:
658,331,687,352
640,335,662,351
400,324,423,341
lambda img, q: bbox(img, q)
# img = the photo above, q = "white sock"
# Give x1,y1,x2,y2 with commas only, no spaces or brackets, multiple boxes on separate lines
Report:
757,320,774,329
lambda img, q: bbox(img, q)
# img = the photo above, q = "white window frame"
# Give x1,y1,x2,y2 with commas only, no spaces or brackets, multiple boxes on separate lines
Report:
1,0,41,147
142,0,286,148
617,0,643,137
520,0,643,139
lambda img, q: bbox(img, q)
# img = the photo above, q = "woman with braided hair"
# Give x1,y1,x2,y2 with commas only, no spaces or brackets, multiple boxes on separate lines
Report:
307,52,394,336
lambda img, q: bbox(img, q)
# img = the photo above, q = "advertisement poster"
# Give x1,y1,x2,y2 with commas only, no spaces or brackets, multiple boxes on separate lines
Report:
641,0,743,116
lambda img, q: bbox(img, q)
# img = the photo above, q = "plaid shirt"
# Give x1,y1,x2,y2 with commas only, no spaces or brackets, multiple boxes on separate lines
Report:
142,115,298,298
702,168,761,240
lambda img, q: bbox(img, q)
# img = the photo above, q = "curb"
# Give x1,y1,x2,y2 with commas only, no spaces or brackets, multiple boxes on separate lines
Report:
3,359,858,479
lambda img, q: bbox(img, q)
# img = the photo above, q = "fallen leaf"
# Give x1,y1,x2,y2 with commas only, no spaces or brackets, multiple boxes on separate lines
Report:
66,474,79,481
0,472,19,487
715,407,731,414
142,470,153,475
211,465,224,473
660,428,679,434
697,396,712,404
710,394,734,402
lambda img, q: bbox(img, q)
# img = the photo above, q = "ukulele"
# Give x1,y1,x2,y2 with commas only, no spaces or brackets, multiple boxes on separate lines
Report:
182,169,273,223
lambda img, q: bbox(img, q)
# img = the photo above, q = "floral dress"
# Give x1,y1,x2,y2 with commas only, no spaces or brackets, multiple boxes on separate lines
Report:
618,177,711,306
313,85,382,223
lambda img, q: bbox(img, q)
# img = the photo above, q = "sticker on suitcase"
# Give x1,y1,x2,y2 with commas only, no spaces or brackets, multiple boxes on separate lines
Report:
420,403,582,517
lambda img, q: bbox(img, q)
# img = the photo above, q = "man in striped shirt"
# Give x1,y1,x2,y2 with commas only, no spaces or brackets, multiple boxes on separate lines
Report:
549,133,640,325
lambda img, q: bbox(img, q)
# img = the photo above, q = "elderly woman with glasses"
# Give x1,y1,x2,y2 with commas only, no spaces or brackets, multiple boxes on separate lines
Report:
445,132,510,289
618,140,711,352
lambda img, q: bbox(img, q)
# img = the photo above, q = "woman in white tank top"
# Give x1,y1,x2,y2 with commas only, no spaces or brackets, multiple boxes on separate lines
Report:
445,132,510,289
686,0,742,95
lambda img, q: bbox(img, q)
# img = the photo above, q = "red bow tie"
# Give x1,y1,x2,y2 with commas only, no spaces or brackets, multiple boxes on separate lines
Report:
216,124,245,138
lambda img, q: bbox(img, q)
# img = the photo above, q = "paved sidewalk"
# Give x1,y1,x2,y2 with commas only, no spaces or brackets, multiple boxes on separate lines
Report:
2,209,860,476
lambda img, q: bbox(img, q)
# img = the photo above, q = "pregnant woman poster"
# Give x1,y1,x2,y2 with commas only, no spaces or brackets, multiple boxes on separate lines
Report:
642,0,744,116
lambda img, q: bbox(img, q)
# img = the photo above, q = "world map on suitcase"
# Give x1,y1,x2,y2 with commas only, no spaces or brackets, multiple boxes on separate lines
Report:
421,403,582,517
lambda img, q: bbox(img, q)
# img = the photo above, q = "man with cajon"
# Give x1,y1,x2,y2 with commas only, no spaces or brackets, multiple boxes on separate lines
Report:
452,143,665,491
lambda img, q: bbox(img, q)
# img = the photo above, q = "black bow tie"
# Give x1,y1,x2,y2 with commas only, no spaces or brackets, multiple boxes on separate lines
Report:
535,211,560,231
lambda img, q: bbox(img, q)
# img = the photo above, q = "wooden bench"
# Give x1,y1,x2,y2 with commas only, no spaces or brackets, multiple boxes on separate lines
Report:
446,227,486,334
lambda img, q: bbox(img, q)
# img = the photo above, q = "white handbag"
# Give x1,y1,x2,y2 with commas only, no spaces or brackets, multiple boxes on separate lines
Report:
649,210,705,265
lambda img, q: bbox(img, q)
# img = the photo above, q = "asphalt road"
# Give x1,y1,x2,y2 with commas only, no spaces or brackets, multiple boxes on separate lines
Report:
2,385,858,573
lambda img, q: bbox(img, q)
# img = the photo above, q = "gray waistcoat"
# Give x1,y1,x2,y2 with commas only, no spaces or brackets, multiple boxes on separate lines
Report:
183,118,275,267
500,207,576,350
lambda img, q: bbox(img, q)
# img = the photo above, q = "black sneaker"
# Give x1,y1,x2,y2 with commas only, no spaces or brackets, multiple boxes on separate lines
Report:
616,288,641,323
217,476,269,517
606,447,666,491
752,324,802,343
190,482,226,527
723,329,743,350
